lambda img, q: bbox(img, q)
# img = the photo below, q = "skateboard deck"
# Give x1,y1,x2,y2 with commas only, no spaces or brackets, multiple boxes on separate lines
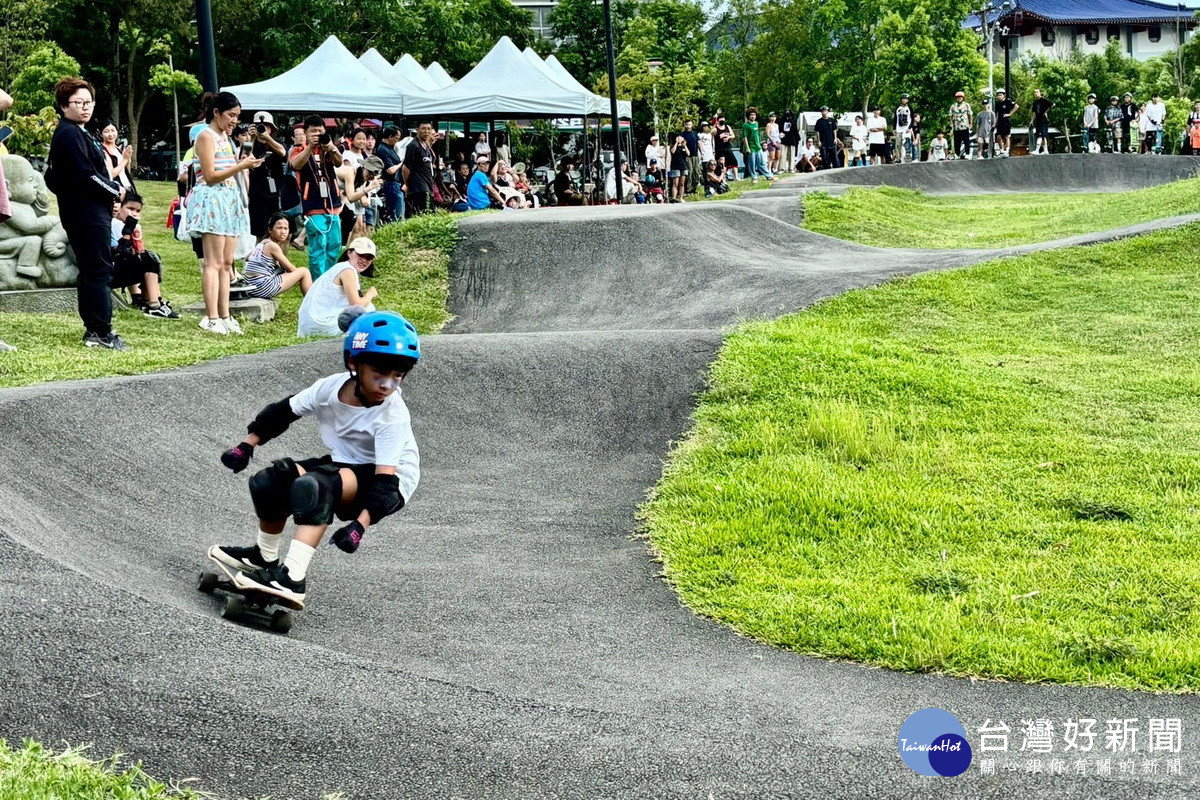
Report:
198,559,302,634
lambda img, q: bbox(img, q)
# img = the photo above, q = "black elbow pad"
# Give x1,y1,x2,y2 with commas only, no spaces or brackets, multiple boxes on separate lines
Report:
247,396,301,444
364,474,404,524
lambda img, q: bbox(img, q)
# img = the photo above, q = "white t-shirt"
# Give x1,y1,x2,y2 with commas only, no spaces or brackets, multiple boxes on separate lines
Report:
697,132,715,163
288,372,420,497
799,143,818,160
1145,102,1166,130
850,124,868,151
341,149,364,172
867,114,886,144
930,137,950,160
644,143,660,166
297,262,375,337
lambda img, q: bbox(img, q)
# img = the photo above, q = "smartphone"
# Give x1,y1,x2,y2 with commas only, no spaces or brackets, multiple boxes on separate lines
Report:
241,141,254,155
0,126,11,145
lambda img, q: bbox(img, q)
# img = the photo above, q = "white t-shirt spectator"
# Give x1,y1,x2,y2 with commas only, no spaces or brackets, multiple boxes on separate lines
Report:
850,124,868,152
1145,101,1166,130
697,132,715,163
474,139,491,158
867,114,886,144
930,137,950,161
799,143,818,160
297,262,375,338
644,142,660,167
341,149,364,172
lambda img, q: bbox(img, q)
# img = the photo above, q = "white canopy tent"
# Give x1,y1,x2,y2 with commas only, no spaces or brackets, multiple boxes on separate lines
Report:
522,48,633,119
402,37,630,120
222,36,406,114
425,61,455,88
393,54,440,93
358,48,431,101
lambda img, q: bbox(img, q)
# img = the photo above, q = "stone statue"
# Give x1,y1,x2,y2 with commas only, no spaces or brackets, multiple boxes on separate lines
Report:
0,154,77,290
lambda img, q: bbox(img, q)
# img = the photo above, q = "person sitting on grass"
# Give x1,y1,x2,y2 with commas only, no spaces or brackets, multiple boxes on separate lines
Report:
467,156,505,210
243,212,313,301
644,161,666,203
110,193,180,319
297,237,378,338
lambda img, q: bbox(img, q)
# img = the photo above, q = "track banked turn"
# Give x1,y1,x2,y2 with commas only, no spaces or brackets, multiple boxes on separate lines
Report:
3,155,1200,798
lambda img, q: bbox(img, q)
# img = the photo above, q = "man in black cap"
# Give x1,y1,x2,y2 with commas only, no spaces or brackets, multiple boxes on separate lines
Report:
814,106,839,169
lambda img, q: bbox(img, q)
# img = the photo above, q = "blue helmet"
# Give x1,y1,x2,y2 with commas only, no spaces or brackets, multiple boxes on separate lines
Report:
343,311,420,370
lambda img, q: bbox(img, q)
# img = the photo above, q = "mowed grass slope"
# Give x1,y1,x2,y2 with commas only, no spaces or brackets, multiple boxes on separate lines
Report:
642,222,1200,692
802,179,1200,248
0,181,454,388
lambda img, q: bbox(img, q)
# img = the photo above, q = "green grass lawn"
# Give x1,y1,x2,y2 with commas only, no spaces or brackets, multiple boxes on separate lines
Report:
642,222,1200,692
803,179,1200,248
0,739,344,799
0,182,454,388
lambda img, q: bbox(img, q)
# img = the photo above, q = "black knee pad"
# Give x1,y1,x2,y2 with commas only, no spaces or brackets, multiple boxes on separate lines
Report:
291,470,340,526
249,457,299,521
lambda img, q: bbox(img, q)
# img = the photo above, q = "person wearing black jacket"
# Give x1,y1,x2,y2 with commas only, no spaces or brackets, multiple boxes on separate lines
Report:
46,77,127,351
814,107,840,169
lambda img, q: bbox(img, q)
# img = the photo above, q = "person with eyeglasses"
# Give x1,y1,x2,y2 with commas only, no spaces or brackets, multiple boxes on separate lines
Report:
45,77,128,351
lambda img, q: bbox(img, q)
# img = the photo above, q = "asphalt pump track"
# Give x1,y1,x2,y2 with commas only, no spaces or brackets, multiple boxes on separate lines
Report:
3,155,1200,798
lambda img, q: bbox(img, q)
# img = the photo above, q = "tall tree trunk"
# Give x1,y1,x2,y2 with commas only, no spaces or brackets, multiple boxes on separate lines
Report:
109,15,120,126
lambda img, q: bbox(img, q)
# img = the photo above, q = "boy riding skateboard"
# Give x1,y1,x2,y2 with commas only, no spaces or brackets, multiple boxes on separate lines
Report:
208,310,421,606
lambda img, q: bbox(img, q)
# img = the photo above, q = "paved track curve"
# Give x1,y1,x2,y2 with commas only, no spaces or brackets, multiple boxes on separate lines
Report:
3,155,1200,799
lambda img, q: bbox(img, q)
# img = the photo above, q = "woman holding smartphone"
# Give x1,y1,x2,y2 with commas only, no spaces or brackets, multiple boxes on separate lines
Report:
189,92,262,335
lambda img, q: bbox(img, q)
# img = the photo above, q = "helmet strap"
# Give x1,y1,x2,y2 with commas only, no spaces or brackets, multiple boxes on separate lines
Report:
348,361,384,408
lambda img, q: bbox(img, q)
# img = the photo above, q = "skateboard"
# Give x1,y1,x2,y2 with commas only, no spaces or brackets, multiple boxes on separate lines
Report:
197,559,302,634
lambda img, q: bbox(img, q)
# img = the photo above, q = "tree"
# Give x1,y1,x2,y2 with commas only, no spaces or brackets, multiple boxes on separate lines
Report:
0,0,49,91
548,0,637,89
121,30,202,166
736,0,984,116
9,44,81,115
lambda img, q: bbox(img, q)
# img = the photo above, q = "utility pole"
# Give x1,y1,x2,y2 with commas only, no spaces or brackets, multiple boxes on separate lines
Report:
195,0,218,93
603,0,622,202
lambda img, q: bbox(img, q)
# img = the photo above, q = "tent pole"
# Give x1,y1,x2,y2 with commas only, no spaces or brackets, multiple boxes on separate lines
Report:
582,116,589,185
603,0,622,202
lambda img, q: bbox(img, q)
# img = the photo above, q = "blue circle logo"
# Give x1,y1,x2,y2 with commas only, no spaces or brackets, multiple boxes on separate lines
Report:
898,708,973,777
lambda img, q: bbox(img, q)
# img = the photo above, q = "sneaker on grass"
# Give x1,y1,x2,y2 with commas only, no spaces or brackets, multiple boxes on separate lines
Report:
82,331,130,351
232,563,306,606
144,302,181,320
208,543,278,573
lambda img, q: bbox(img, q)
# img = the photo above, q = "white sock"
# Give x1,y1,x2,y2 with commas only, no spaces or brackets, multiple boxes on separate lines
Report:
284,541,316,580
256,530,282,563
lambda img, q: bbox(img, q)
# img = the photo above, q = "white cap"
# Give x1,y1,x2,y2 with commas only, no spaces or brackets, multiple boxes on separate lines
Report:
252,111,276,128
346,237,376,256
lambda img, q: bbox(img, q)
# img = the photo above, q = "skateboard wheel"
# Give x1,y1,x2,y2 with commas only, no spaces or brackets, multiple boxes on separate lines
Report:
197,572,219,594
270,609,293,634
222,595,245,620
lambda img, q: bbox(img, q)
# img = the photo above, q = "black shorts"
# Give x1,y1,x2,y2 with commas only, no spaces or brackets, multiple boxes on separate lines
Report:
995,119,1012,136
1034,120,1049,138
297,455,378,522
868,142,888,158
111,249,162,288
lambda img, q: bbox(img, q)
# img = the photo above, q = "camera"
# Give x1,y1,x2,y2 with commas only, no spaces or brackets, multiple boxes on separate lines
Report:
318,132,333,146
255,122,267,135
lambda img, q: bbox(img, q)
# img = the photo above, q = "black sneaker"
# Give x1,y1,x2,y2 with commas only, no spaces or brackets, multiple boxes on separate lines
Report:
82,331,130,351
233,563,306,607
208,543,278,574
143,302,181,320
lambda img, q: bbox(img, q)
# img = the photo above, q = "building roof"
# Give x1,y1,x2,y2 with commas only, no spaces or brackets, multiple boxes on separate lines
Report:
970,0,1198,27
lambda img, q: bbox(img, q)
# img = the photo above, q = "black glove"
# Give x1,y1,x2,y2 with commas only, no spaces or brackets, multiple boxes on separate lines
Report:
220,442,254,473
331,520,365,554
121,216,138,236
